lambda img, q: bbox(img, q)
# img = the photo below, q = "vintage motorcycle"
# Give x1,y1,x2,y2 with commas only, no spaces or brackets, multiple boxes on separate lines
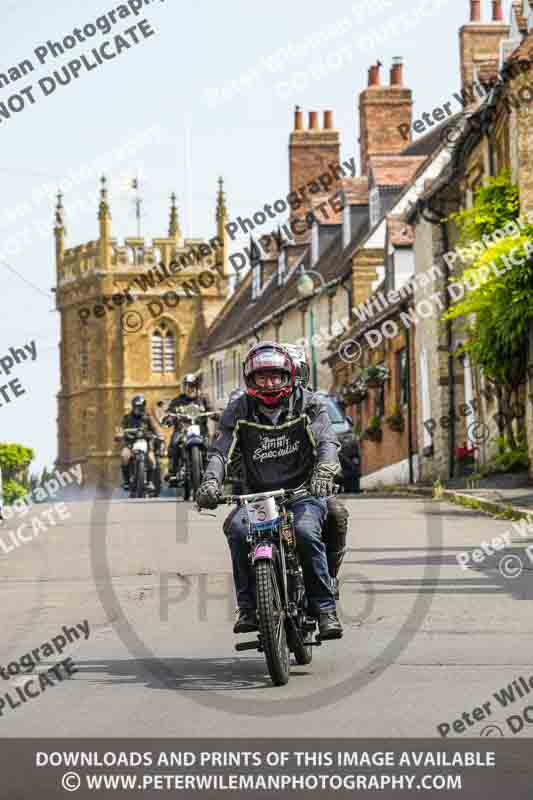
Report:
118,428,164,499
215,485,325,686
163,404,218,500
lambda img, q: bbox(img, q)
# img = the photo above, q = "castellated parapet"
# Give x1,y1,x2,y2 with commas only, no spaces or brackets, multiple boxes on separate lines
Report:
55,177,230,488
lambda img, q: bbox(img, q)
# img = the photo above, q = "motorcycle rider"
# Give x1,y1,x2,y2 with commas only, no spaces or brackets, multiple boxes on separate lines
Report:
162,374,213,481
196,342,344,641
119,395,159,490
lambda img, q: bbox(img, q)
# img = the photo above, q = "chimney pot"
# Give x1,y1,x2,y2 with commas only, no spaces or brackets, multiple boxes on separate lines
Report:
390,57,403,86
470,0,481,21
308,110,318,129
368,63,380,86
492,0,503,20
323,110,333,129
294,105,303,130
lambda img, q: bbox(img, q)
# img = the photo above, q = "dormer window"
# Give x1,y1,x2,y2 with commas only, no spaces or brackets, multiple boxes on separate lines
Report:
251,262,262,300
343,202,351,248
311,221,319,266
369,187,381,228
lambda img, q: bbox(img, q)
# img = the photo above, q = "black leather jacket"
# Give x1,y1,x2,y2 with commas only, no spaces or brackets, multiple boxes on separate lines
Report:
204,387,340,488
167,394,211,414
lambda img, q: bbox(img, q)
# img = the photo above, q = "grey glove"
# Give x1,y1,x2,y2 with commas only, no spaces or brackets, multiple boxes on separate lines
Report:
196,478,221,509
310,462,341,498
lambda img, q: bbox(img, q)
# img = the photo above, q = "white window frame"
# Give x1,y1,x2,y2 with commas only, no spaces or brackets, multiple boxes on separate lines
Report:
277,248,286,286
343,202,351,248
215,358,225,400
252,263,261,300
369,187,381,228
311,221,319,266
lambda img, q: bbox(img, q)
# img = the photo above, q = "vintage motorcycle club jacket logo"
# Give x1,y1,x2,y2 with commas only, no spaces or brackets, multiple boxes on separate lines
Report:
252,433,300,462
232,415,316,492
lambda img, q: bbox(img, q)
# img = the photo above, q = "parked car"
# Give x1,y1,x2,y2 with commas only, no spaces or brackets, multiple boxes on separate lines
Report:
316,392,361,494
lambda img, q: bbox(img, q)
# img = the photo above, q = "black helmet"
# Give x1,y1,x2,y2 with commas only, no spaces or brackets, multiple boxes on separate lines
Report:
282,343,310,388
131,394,146,416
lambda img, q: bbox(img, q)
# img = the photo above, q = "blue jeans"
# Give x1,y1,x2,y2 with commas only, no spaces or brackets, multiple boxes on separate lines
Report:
224,497,335,614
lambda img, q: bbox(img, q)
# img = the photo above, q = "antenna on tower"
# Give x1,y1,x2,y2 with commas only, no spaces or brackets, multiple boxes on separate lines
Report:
133,171,142,238
184,114,193,238
120,170,144,237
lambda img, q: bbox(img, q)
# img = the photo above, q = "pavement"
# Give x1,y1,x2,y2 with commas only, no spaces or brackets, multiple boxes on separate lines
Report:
0,492,532,739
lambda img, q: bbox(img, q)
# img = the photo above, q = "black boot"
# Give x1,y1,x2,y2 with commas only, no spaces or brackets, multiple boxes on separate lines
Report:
319,610,343,640
121,465,130,489
233,609,258,634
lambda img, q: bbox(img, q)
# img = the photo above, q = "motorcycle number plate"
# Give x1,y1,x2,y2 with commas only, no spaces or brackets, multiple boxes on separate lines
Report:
188,424,201,436
248,497,279,529
132,440,148,452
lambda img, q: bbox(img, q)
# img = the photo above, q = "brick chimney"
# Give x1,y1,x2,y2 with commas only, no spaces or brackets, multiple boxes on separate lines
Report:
459,0,510,107
358,58,413,176
289,105,341,229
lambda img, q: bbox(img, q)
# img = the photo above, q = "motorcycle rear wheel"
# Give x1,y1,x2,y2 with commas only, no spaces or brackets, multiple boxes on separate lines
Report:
255,560,290,686
292,627,313,665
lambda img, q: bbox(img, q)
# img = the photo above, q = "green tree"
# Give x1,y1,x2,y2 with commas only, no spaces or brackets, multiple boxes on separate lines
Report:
0,442,34,505
443,171,533,450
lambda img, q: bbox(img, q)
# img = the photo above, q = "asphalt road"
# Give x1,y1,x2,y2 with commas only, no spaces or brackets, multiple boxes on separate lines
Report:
1,491,532,738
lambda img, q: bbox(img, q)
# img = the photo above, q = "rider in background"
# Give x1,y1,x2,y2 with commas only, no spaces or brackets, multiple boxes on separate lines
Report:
196,342,344,641
119,395,158,490
163,374,212,482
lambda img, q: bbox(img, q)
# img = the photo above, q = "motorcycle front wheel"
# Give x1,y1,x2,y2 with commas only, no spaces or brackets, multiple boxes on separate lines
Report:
153,463,161,497
190,446,203,498
255,559,290,686
131,457,145,498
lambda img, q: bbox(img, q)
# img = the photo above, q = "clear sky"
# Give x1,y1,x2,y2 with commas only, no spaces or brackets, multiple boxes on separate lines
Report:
0,0,479,471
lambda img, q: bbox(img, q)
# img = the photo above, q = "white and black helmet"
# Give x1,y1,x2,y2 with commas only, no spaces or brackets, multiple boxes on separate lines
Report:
182,373,199,391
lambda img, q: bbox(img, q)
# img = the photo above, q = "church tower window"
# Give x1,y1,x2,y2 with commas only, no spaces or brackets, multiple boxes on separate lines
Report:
151,322,176,373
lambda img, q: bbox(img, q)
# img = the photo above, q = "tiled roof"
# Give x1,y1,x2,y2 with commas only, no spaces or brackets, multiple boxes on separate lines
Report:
369,156,426,188
400,113,464,156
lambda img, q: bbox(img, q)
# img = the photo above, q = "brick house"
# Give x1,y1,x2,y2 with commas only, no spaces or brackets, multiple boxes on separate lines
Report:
406,0,533,482
198,57,425,408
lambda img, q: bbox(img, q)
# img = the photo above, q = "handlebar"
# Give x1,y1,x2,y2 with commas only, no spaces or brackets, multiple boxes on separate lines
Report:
214,485,310,507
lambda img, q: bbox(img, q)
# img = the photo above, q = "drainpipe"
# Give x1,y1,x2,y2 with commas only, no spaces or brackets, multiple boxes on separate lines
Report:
404,309,415,484
441,220,455,480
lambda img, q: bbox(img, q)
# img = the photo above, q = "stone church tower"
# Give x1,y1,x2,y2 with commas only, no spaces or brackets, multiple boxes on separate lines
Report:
55,178,230,487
